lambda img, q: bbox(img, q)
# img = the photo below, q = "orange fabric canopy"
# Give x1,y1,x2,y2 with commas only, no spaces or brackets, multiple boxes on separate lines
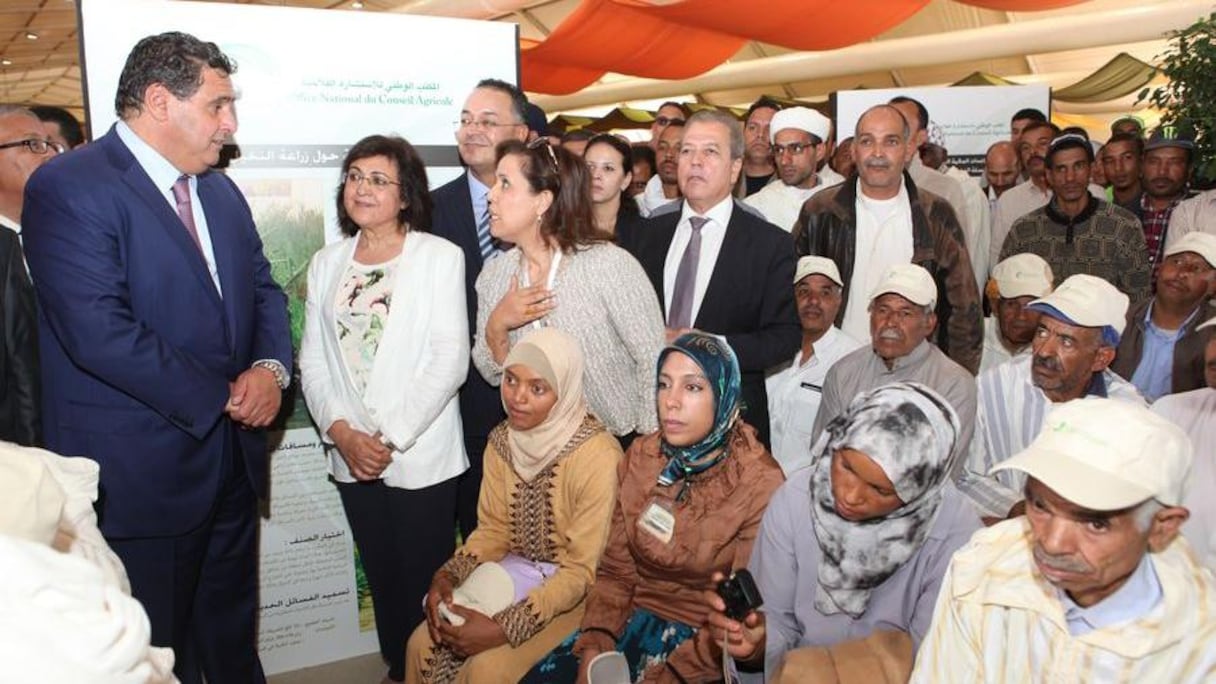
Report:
521,0,1091,95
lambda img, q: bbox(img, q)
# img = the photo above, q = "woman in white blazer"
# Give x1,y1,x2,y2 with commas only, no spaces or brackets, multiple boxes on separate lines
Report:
300,135,469,684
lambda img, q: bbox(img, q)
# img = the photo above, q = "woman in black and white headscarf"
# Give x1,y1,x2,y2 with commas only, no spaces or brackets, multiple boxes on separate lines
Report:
705,381,981,681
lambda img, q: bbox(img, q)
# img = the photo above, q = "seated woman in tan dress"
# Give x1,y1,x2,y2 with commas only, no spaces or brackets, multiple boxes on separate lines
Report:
523,331,785,683
405,328,622,683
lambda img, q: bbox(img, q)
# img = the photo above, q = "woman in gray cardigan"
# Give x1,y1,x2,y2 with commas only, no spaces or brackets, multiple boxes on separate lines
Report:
473,139,665,438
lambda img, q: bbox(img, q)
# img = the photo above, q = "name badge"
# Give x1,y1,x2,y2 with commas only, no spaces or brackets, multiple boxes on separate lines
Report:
638,497,676,545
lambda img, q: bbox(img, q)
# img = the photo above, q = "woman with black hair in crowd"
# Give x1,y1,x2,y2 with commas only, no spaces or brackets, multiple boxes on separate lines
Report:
584,133,643,240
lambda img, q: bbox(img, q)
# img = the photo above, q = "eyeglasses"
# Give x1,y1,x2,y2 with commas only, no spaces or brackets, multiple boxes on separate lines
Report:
456,118,523,132
528,138,559,172
654,116,685,127
771,142,814,157
342,170,400,190
0,138,64,155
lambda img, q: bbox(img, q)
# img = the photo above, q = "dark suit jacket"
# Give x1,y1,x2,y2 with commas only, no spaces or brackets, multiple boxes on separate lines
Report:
620,200,800,445
0,227,39,445
430,172,504,441
22,126,292,538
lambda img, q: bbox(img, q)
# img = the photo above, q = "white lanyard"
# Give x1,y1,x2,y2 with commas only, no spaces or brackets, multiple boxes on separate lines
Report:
520,248,561,289
519,249,561,330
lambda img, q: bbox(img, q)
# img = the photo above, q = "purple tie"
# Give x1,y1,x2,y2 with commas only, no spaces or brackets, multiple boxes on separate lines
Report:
171,175,203,253
668,216,707,329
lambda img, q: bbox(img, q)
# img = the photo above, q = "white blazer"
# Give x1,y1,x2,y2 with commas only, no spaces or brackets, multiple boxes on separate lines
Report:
300,231,469,490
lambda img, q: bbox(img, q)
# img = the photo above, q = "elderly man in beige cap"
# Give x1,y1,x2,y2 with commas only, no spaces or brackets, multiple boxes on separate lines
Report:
765,256,863,474
1152,314,1216,571
1112,232,1216,401
980,253,1054,374
743,107,835,233
913,399,1216,683
961,274,1145,521
812,263,976,456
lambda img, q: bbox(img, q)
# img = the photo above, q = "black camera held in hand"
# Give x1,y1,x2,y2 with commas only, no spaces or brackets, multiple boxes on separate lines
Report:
716,569,763,621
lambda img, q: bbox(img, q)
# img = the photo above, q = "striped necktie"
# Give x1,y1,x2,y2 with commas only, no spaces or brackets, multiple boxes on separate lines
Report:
477,200,496,262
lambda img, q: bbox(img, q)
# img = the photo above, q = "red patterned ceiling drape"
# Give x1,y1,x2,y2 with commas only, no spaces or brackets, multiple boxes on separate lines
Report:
521,0,1091,95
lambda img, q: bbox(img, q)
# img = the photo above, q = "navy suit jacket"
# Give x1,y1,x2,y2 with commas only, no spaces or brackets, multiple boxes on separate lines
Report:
23,127,292,538
430,172,504,441
619,200,800,446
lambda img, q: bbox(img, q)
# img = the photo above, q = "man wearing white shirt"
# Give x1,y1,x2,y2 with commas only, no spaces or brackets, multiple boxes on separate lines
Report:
793,104,982,374
1165,188,1216,249
979,253,1053,374
914,399,1216,683
637,121,683,217
623,108,799,447
960,275,1144,521
890,97,987,288
744,107,833,233
1151,316,1216,571
765,256,862,475
0,105,61,243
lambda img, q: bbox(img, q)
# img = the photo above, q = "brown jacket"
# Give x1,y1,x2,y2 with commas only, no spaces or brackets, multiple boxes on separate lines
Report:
793,174,983,374
574,423,784,682
1112,298,1213,396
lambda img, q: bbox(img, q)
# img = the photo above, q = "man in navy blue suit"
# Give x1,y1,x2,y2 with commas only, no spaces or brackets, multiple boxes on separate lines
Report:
23,32,291,684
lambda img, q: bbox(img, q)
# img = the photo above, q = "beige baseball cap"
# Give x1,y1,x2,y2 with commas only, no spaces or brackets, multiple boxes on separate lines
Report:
992,398,1192,510
1163,232,1216,269
1027,274,1129,338
769,107,832,144
794,256,843,287
870,263,937,308
991,253,1053,299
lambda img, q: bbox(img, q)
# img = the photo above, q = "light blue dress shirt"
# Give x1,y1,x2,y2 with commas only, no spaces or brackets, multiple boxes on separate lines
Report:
1130,303,1197,401
1059,552,1162,636
115,121,222,296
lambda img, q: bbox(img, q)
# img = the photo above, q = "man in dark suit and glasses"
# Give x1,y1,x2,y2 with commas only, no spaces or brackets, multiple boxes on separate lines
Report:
619,108,800,447
430,78,528,538
23,32,292,684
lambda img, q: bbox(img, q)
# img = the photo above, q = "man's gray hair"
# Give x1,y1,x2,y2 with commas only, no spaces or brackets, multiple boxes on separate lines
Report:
1133,499,1163,533
687,109,745,160
0,104,37,120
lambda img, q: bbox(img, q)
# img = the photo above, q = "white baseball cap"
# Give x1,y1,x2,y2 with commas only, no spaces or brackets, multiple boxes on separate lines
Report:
991,253,1053,299
769,107,832,144
1163,232,1216,269
992,398,1192,510
870,263,937,308
1027,274,1129,338
794,255,843,287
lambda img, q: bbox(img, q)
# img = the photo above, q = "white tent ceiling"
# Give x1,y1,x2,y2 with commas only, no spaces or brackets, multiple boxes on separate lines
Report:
0,0,1204,129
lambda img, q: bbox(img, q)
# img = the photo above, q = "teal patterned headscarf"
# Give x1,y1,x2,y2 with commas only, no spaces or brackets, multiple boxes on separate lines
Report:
656,332,742,487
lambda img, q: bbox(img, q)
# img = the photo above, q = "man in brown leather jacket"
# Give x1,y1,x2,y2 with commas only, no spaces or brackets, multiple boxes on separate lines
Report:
792,104,982,374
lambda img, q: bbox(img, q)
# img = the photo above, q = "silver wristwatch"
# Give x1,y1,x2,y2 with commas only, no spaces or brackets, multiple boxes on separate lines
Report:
253,359,290,390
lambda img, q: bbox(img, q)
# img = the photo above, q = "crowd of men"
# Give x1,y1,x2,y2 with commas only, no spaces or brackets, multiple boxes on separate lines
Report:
0,29,1214,682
